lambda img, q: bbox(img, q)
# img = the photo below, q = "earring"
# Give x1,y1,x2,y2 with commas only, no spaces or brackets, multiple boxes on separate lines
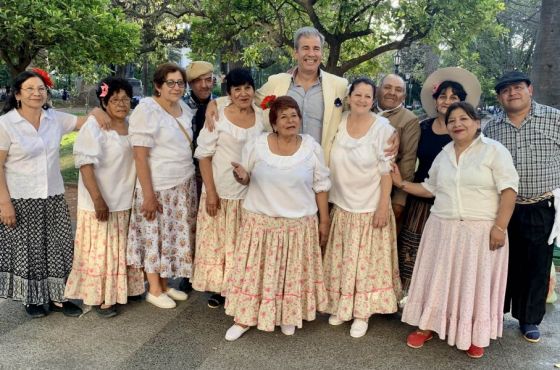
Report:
155,90,161,97
16,100,21,108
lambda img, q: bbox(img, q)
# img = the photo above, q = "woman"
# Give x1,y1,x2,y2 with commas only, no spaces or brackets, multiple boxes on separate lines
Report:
0,69,103,318
191,68,264,308
322,78,401,338
392,102,518,358
64,77,144,317
398,67,481,293
224,96,330,341
127,63,197,309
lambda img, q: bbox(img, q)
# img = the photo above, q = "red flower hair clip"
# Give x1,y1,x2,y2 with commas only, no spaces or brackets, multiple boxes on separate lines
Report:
260,95,276,110
32,68,54,88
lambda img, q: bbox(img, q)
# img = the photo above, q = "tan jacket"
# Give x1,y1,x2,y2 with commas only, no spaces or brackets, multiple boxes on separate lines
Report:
375,105,420,207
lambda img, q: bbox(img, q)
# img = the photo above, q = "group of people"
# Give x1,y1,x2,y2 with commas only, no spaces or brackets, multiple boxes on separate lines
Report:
0,26,557,360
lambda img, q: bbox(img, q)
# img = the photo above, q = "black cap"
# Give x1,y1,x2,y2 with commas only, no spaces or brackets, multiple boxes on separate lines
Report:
494,71,531,94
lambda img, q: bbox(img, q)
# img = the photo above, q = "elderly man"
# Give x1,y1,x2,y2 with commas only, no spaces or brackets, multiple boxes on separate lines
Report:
484,71,560,343
373,74,420,224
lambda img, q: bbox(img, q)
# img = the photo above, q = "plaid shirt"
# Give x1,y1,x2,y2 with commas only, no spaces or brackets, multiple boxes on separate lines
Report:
483,101,560,197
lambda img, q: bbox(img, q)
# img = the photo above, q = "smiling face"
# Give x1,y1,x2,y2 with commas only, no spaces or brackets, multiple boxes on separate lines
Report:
435,87,461,116
155,70,186,104
497,81,533,115
294,35,322,75
377,74,405,110
272,107,301,138
228,83,255,110
190,72,213,100
15,76,47,110
348,82,375,115
446,107,480,146
104,90,131,120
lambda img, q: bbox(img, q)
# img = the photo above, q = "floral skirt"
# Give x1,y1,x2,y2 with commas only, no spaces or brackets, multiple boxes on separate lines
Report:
191,194,243,294
224,211,328,331
0,195,73,305
64,209,145,306
127,177,197,278
401,215,509,350
323,206,402,320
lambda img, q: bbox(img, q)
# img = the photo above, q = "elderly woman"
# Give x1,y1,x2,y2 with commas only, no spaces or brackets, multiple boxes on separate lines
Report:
191,68,264,308
392,102,518,358
0,69,103,318
398,67,481,294
64,77,144,317
322,77,401,338
127,63,197,309
224,96,330,341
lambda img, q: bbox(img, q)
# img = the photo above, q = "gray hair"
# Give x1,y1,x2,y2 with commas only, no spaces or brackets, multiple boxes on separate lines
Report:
294,26,325,50
379,73,407,94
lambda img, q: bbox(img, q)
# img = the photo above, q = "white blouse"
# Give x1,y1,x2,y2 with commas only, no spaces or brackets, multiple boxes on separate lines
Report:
242,133,331,218
74,117,136,212
422,135,519,220
329,112,395,213
0,109,77,199
128,97,195,191
194,105,265,200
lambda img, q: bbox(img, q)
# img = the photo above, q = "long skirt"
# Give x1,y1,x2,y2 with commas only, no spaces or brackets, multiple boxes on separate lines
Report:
64,209,145,306
323,206,402,320
224,211,328,331
127,177,197,278
398,196,432,292
401,215,509,350
0,195,73,305
191,194,242,294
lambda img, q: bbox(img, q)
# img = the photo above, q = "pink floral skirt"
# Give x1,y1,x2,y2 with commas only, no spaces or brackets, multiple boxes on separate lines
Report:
224,211,328,331
192,194,243,294
401,215,509,350
127,177,197,278
323,206,402,320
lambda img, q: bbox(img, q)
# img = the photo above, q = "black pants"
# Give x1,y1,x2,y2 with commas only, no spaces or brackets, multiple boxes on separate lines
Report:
504,198,555,325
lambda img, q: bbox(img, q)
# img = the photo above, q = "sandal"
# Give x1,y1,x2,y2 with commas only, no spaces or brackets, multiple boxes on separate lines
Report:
407,330,433,349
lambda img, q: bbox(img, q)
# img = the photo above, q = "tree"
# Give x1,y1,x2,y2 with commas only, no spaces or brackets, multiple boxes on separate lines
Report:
531,0,559,109
0,0,140,77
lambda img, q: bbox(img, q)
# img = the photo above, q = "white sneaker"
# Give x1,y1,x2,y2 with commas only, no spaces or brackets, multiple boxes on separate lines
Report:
225,324,250,341
165,288,188,301
146,292,176,309
350,319,368,338
329,315,345,326
281,325,296,336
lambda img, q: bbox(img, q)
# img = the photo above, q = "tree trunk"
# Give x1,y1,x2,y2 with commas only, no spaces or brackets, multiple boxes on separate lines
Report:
530,0,560,109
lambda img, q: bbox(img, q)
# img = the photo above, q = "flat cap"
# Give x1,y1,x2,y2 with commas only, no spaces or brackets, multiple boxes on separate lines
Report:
495,71,531,93
186,61,213,82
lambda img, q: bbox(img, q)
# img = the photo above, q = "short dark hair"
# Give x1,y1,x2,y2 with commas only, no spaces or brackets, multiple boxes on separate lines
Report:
225,68,255,94
96,77,133,111
349,77,376,97
153,62,187,89
2,71,51,114
432,80,467,101
445,101,480,125
269,96,302,127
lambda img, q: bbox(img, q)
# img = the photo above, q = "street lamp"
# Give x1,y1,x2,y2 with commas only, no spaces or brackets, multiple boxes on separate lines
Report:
404,73,411,108
393,50,401,75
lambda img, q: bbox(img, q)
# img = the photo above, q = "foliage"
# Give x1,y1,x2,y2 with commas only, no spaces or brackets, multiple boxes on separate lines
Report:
60,131,78,184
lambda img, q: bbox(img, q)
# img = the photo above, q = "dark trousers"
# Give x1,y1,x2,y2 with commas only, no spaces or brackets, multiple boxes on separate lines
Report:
504,198,555,325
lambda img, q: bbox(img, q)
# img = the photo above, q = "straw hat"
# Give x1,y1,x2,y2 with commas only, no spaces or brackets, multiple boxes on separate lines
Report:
186,61,213,82
420,67,481,117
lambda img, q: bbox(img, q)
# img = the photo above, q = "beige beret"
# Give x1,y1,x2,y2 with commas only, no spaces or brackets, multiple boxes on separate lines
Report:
186,61,214,82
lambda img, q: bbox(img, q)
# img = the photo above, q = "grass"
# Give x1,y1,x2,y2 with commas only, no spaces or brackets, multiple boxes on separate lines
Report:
60,131,78,184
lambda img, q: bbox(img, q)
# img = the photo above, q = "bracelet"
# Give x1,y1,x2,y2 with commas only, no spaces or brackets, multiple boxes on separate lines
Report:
493,224,507,234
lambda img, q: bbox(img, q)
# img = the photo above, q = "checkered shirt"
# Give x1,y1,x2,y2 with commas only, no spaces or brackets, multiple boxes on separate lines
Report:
483,101,560,198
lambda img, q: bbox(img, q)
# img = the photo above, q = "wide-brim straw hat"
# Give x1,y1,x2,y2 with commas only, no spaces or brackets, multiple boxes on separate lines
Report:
420,67,481,117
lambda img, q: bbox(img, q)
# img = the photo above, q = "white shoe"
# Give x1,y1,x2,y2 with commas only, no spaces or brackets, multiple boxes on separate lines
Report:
350,319,368,338
165,288,188,301
225,324,250,341
329,315,345,326
146,292,176,309
281,325,296,336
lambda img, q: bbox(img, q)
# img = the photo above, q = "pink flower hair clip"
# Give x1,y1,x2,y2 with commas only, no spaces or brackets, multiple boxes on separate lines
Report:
432,83,440,94
99,83,109,98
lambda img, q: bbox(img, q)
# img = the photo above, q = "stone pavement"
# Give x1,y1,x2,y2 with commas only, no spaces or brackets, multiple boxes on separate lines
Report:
0,284,558,370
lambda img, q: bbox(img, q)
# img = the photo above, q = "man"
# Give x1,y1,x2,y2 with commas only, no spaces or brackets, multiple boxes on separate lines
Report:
484,71,560,343
373,74,420,224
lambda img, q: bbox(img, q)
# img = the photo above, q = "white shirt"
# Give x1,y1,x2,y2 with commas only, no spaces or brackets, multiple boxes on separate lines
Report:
74,117,136,212
329,112,395,212
242,133,331,218
0,109,77,199
422,135,519,220
194,105,264,199
128,97,195,191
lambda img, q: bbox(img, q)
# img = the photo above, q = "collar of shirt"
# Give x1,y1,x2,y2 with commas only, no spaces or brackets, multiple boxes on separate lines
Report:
5,108,52,126
291,68,323,87
500,100,544,128
441,133,489,157
375,103,403,116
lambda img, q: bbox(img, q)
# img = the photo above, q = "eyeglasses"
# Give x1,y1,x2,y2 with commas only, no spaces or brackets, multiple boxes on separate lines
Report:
22,87,47,94
164,80,186,88
108,98,132,106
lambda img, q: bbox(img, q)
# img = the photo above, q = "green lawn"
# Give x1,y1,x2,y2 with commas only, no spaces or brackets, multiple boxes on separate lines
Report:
60,131,78,184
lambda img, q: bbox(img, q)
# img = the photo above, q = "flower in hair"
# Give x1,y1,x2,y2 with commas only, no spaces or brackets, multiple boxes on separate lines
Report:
432,83,440,94
32,68,54,88
260,95,276,110
99,83,109,98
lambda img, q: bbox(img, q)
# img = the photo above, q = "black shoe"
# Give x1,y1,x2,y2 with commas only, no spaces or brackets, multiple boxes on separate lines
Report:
49,301,83,317
95,305,118,318
207,294,225,309
127,294,143,302
178,278,193,293
25,304,47,318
